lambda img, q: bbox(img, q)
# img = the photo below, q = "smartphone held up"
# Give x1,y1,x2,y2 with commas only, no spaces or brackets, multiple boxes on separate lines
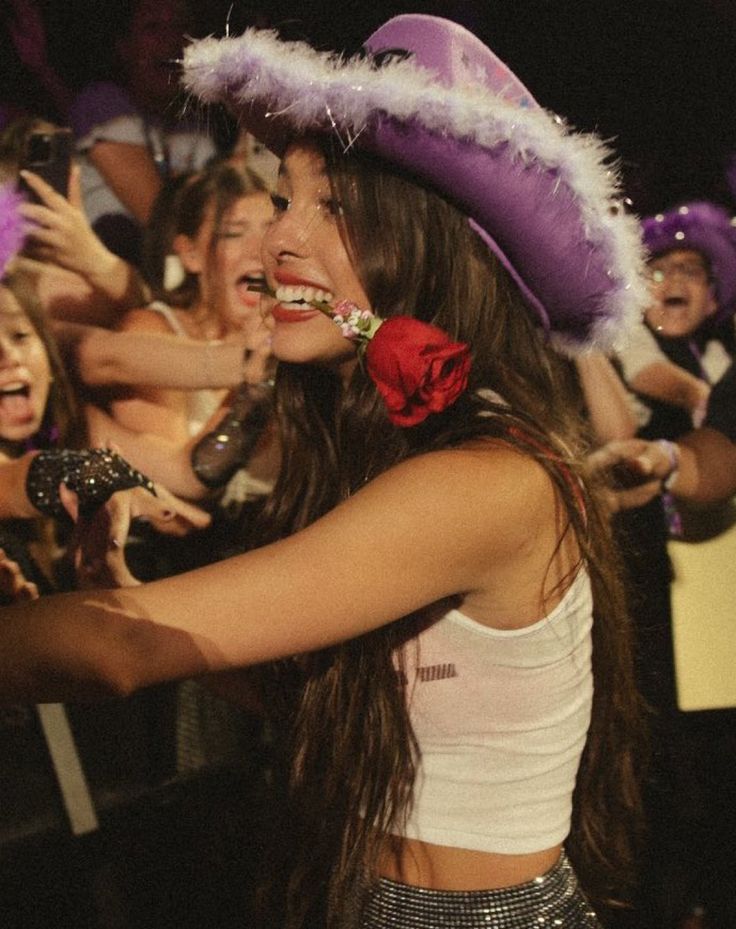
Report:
18,128,73,202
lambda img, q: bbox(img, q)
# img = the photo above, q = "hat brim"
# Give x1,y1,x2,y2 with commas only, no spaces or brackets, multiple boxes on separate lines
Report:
183,23,647,354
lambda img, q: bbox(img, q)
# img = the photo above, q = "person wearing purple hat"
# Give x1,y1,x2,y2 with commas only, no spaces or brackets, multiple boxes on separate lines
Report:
644,202,736,324
0,14,649,928
604,200,736,929
620,202,736,427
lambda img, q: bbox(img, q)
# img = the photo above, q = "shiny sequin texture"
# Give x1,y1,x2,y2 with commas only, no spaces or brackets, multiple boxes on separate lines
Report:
359,853,601,928
190,382,272,489
26,448,156,519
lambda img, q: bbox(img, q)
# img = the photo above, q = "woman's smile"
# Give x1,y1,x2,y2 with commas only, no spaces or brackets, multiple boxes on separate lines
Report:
262,142,371,369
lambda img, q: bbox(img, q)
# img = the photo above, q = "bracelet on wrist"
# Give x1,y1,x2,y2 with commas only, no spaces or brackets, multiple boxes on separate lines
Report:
656,439,680,491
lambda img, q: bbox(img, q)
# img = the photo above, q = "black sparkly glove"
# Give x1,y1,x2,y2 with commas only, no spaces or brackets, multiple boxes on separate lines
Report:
190,383,273,489
26,448,157,519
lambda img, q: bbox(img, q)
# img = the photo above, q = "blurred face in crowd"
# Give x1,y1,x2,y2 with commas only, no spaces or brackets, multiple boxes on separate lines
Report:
0,286,52,446
261,141,370,375
118,0,192,110
176,191,274,342
645,248,717,338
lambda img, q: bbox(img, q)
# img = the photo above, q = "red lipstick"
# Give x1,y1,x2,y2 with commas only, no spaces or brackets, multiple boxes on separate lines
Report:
272,268,329,291
271,304,321,323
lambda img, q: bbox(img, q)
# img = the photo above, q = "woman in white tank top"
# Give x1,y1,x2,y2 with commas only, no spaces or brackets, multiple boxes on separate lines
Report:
0,14,649,929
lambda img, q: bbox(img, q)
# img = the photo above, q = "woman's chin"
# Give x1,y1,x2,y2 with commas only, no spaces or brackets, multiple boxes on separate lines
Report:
0,421,41,446
271,330,355,368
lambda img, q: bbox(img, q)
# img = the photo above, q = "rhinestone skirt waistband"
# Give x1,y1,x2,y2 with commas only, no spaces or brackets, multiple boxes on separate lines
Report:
358,852,602,928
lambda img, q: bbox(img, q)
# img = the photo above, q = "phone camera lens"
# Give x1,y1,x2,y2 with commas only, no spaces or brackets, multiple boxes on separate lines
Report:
27,135,53,165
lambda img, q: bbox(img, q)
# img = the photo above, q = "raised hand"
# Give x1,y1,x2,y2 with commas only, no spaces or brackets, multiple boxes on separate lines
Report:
19,167,117,275
18,167,149,308
61,473,211,590
585,439,667,513
0,548,39,604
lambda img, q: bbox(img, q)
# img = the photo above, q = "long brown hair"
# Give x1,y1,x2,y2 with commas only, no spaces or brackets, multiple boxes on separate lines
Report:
143,162,268,305
254,139,645,928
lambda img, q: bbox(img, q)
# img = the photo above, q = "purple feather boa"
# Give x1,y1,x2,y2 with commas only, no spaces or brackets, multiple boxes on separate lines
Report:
0,184,26,279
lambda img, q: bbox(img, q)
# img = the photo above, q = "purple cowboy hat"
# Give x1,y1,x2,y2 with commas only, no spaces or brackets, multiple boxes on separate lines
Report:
0,183,26,279
642,202,736,321
182,14,648,354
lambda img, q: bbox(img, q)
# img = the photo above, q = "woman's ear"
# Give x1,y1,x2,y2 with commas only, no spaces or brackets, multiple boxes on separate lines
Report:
173,233,203,274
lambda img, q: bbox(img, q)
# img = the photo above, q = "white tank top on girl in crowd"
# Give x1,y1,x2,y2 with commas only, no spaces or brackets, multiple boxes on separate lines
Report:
395,568,593,854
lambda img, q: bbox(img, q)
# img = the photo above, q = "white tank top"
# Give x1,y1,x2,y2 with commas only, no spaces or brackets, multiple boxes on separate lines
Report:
147,301,223,436
395,568,593,854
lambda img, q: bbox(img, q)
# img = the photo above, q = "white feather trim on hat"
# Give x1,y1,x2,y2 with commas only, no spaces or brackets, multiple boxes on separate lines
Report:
183,29,648,355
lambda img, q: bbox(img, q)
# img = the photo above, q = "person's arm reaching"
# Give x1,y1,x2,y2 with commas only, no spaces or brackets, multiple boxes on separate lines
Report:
86,380,277,501
617,317,710,422
54,321,254,390
86,141,162,224
0,444,568,703
586,429,736,511
574,351,637,444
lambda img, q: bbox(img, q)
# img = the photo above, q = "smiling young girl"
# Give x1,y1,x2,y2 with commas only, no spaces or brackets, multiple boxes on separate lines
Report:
0,15,649,928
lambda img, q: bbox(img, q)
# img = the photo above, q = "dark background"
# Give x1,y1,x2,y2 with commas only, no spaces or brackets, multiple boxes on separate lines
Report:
1,4,735,927
3,0,736,216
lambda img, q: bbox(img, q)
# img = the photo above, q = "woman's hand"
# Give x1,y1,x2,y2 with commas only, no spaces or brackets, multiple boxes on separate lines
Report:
19,167,120,279
0,548,39,604
18,168,148,308
62,481,211,590
585,438,667,513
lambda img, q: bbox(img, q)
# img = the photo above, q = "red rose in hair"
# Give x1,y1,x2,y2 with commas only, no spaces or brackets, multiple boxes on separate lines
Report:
365,317,471,426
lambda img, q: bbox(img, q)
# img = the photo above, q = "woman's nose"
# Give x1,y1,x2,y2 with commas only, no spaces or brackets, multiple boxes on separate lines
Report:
0,338,21,365
264,207,318,261
265,220,302,262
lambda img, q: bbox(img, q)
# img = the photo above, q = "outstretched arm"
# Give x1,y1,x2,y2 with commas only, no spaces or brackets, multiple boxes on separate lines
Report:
574,351,637,444
666,429,736,506
631,361,710,423
0,447,210,526
586,430,736,510
0,454,40,520
86,378,277,500
54,321,248,389
85,404,214,499
0,444,568,702
617,317,710,422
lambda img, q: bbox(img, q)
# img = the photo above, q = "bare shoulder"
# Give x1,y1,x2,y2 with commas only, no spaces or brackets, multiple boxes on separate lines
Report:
333,440,559,562
365,441,555,517
117,306,177,335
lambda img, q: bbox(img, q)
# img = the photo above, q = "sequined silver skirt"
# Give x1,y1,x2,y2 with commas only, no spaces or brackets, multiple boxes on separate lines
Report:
358,853,602,928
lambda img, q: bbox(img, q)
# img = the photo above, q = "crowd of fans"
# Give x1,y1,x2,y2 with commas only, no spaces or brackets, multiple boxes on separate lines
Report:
1,2,735,929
